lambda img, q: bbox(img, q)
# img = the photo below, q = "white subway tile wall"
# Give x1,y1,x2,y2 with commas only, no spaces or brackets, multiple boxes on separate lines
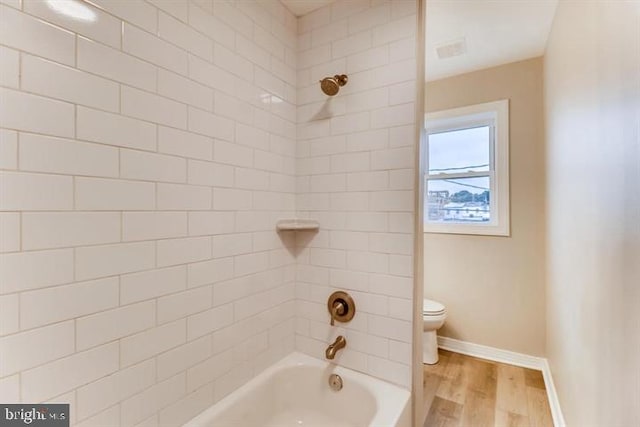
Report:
0,0,417,421
295,0,417,388
0,1,298,425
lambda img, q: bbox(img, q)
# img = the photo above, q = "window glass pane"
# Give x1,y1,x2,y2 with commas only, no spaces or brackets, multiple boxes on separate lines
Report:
426,177,491,223
428,126,490,174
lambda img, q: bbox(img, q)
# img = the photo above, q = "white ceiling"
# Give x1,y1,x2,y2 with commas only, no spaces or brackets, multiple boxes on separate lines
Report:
426,0,558,81
280,0,334,16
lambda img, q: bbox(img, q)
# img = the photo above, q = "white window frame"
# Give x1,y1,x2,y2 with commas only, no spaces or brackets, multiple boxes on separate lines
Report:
424,99,510,236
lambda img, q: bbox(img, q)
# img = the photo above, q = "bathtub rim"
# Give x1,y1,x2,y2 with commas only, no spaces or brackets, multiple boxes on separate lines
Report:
182,351,411,427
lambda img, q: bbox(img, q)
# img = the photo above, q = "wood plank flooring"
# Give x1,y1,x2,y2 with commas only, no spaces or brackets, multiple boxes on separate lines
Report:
423,349,553,427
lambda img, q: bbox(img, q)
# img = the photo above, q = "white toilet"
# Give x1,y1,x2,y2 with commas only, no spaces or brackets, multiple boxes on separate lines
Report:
422,298,446,364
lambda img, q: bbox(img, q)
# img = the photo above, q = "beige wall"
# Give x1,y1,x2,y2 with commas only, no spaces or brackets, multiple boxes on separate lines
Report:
424,58,546,356
544,1,640,425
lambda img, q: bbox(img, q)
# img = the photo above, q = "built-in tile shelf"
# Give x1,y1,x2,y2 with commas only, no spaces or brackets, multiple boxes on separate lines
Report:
276,219,320,232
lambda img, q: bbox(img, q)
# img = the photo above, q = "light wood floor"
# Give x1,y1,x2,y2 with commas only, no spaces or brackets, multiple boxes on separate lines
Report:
423,349,553,427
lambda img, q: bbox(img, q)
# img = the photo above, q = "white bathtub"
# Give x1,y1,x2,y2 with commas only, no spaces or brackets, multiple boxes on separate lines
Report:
183,352,411,427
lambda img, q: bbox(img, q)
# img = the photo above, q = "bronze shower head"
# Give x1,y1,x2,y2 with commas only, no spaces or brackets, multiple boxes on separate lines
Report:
320,74,348,96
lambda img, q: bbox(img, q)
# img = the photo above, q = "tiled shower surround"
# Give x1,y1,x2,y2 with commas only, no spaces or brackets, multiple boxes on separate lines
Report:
294,1,416,387
0,0,416,425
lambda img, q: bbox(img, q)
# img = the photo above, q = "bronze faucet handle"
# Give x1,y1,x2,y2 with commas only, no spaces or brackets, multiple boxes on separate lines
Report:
330,301,345,326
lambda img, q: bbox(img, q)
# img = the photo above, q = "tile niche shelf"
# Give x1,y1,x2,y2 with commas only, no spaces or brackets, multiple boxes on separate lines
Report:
276,219,320,232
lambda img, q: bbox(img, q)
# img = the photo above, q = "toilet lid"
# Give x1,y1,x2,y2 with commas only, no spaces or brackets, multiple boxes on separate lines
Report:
423,298,445,315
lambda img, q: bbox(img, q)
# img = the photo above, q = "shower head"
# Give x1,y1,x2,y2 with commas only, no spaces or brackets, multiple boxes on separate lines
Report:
320,74,348,96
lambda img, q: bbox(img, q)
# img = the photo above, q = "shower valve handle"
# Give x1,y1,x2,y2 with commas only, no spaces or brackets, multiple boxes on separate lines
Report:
330,301,345,326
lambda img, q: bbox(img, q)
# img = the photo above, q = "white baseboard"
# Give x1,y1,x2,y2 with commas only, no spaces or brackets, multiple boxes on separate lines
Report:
437,336,566,427
437,336,544,370
540,358,566,427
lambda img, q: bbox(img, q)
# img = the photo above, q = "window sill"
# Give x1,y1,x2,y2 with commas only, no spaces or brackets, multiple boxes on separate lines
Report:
424,223,510,237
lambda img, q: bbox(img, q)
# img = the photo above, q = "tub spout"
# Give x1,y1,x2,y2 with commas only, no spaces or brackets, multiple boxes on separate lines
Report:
325,335,346,360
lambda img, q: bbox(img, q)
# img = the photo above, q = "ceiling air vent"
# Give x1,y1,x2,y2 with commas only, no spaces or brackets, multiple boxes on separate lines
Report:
436,38,467,59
